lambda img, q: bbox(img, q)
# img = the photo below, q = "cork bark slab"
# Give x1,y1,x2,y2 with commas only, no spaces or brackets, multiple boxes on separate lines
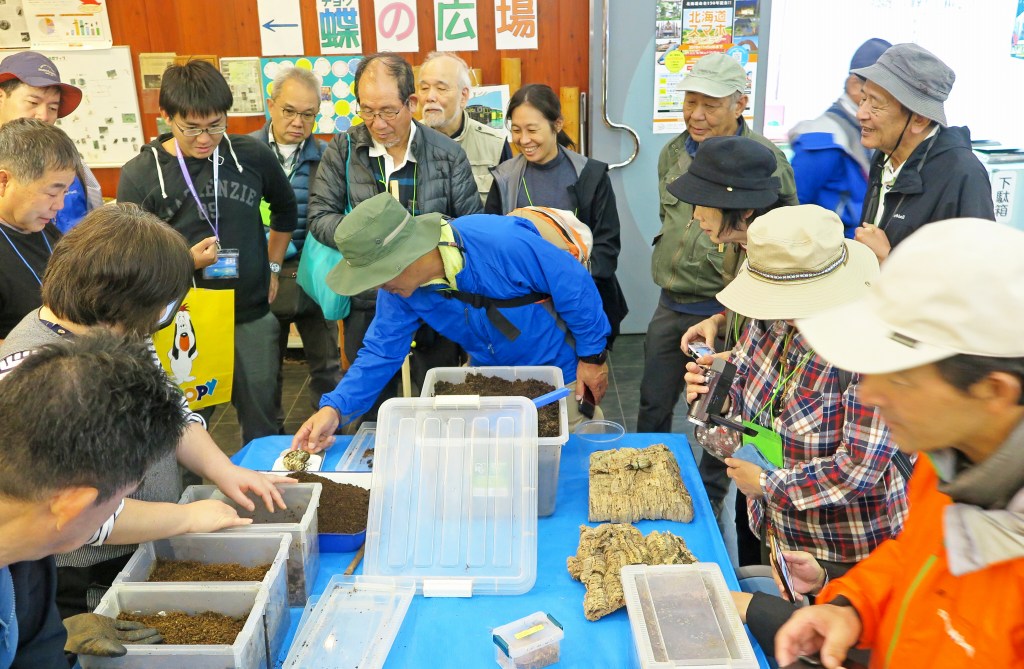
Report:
588,444,695,523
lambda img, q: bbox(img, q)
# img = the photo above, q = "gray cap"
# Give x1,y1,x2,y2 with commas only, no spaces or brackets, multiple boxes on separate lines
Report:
852,43,954,126
677,53,747,98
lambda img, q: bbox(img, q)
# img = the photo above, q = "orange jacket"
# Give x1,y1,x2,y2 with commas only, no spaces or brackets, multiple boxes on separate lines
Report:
820,456,1024,668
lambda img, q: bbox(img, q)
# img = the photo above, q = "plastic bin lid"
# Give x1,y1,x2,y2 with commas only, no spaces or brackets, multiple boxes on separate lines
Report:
620,563,758,669
492,611,564,659
364,396,539,596
282,576,415,669
337,422,376,471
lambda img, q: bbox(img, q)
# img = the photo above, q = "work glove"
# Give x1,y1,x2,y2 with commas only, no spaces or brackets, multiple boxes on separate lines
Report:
63,613,162,657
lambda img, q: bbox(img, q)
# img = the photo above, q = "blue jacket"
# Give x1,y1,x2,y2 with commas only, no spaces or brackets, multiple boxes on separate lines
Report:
249,122,326,256
0,566,14,669
319,214,611,422
789,100,872,238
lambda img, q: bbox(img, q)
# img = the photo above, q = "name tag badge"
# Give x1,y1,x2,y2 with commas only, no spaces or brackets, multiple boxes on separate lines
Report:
203,248,239,280
741,419,784,468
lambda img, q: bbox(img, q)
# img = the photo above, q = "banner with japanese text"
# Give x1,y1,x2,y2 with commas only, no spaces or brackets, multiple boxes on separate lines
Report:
494,0,537,50
318,0,363,55
374,0,419,52
435,0,478,51
653,0,760,134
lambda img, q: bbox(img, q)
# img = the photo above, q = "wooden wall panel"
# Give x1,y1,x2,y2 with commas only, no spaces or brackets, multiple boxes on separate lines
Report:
91,0,590,196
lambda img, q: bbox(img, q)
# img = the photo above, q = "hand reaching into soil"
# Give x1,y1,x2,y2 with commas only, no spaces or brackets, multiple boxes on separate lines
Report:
183,499,253,533
576,360,609,405
292,406,340,454
64,613,162,657
209,464,293,512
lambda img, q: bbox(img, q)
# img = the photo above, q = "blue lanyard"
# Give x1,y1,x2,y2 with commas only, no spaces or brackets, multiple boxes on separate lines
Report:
175,141,220,239
0,224,52,285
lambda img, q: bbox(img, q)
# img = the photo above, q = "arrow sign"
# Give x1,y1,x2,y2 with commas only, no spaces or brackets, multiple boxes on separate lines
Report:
263,19,299,32
257,0,303,56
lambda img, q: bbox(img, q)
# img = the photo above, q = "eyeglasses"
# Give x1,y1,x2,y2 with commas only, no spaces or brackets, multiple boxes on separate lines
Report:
173,119,227,137
280,107,317,123
357,107,405,122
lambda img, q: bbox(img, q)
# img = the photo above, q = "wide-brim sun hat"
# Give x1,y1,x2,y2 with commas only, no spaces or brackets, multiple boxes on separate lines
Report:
666,136,780,210
851,42,953,127
717,204,879,321
326,192,444,296
798,218,1024,375
0,51,82,118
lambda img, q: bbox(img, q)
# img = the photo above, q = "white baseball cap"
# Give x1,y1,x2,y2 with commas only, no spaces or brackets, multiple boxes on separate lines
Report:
798,218,1024,374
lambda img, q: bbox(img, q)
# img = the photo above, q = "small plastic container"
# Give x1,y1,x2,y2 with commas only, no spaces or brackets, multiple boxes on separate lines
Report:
82,583,268,669
178,483,321,605
620,563,758,669
337,422,376,471
113,533,290,661
282,576,415,669
422,366,568,516
492,611,564,669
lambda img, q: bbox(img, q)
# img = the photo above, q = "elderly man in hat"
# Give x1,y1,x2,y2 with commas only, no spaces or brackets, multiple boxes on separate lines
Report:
639,52,798,436
851,43,993,261
788,38,891,238
0,51,100,233
292,193,611,452
776,219,1024,668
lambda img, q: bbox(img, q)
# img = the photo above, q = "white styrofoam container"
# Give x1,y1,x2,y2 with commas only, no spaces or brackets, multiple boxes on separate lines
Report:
112,533,290,661
620,563,758,669
82,583,267,669
421,366,568,516
178,483,321,605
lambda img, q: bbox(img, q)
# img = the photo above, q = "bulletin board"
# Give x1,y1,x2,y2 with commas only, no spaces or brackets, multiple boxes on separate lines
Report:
45,46,144,168
260,55,362,135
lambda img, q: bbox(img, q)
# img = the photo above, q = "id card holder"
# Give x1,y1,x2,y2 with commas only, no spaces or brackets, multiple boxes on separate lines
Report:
203,248,239,280
741,419,784,468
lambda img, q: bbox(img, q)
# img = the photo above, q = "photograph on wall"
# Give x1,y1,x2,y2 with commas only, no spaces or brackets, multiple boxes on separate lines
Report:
261,55,362,134
0,0,30,48
652,0,759,134
221,57,266,116
1014,0,1024,58
467,84,510,139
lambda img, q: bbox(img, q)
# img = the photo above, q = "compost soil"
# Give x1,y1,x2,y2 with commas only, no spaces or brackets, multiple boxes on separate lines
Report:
146,558,270,583
288,471,369,533
434,375,561,437
118,611,246,645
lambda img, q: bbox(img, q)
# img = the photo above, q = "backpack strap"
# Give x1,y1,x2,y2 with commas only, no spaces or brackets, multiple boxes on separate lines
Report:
440,289,550,341
836,367,914,482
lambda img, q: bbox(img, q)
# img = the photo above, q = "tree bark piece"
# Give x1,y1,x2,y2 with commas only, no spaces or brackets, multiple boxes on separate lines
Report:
566,523,697,621
588,444,695,523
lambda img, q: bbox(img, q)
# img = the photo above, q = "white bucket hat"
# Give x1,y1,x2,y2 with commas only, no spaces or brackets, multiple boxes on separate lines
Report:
717,205,879,321
798,218,1024,374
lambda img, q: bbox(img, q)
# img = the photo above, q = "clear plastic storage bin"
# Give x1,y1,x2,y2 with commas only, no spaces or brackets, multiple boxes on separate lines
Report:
337,421,376,471
112,533,290,661
81,583,268,669
364,396,539,597
492,611,564,669
178,483,320,605
422,366,568,516
620,563,758,669
283,576,415,669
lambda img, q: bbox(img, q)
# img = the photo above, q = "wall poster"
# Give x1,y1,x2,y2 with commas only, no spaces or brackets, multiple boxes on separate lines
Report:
261,55,363,135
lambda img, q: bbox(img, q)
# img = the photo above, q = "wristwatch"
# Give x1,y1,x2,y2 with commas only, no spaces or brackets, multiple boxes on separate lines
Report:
578,350,608,365
269,261,281,275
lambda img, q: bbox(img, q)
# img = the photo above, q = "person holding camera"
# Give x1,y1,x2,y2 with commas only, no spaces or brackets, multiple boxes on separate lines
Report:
684,205,907,580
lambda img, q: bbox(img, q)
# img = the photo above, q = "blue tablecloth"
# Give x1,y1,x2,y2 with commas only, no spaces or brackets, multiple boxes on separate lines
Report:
233,433,769,668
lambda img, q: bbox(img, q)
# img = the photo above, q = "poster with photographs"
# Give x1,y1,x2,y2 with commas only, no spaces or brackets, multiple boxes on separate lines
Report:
653,0,760,134
0,0,31,48
220,57,266,116
44,46,143,167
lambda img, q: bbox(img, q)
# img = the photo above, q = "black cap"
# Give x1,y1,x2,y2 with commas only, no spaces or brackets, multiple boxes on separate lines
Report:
667,136,781,210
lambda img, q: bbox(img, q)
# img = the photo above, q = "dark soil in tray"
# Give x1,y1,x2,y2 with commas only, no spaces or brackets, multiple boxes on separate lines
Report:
118,611,247,645
146,558,270,583
433,374,561,438
288,471,370,534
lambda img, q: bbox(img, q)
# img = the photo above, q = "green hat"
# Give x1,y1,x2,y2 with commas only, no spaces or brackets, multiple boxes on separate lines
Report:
326,193,444,296
678,53,747,98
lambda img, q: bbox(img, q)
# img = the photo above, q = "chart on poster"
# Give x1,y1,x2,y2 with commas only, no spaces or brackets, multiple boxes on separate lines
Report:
44,46,144,168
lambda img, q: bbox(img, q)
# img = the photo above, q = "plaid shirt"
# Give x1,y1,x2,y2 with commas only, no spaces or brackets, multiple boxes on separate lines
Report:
729,320,908,563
